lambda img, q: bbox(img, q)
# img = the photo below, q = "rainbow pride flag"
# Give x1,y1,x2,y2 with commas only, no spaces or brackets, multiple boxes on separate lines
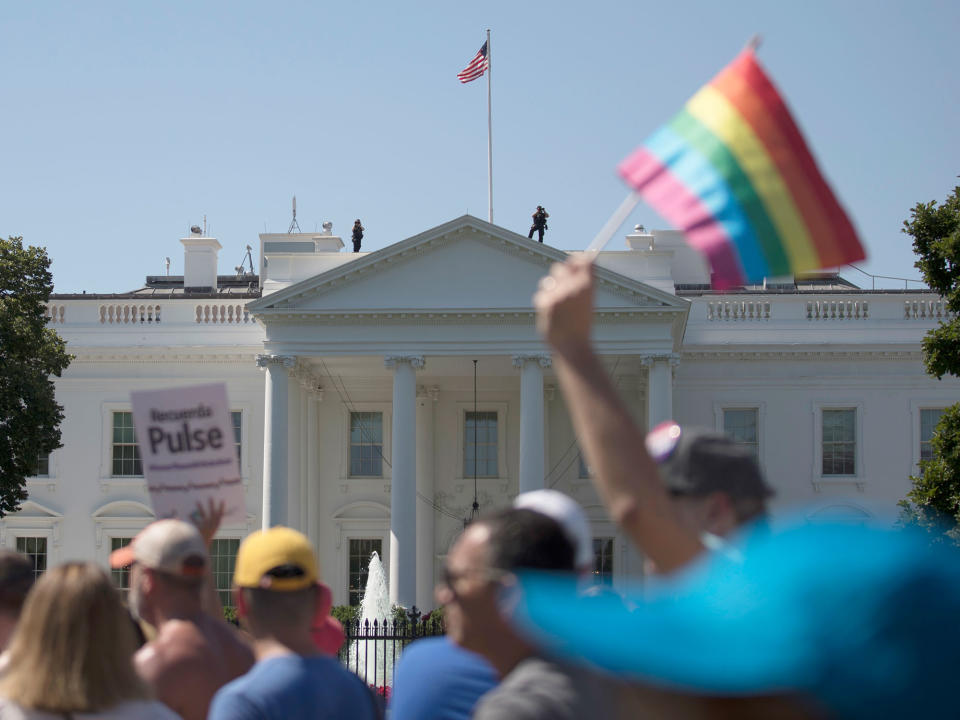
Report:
619,49,865,289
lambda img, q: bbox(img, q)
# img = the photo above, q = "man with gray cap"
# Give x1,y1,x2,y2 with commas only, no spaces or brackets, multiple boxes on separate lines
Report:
534,257,773,574
645,420,772,566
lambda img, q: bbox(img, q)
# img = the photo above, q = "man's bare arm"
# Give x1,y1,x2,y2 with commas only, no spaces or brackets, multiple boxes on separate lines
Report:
191,499,226,618
534,259,702,573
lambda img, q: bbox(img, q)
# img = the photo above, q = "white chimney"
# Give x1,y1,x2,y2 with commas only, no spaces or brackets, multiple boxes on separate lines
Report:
180,235,221,290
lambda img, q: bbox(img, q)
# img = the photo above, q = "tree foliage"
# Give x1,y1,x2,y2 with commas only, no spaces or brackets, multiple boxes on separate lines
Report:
899,186,960,539
900,405,960,542
0,236,71,516
905,186,960,379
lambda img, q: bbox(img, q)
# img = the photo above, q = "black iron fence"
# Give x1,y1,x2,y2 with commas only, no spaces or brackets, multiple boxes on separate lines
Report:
337,607,445,695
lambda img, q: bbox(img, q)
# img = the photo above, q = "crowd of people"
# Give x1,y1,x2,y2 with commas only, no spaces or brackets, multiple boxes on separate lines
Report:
0,257,958,719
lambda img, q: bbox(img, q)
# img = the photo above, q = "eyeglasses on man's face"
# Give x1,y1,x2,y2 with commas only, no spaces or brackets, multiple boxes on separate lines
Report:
438,565,512,599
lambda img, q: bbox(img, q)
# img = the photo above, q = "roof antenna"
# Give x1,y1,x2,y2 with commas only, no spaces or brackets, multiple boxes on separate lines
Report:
164,257,171,276
288,195,301,234
235,245,255,278
203,214,207,236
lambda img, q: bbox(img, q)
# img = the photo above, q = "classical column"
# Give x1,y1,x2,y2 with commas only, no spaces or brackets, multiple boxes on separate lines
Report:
385,354,425,608
257,354,296,529
298,372,312,533
513,354,552,494
415,385,439,611
305,385,324,553
287,372,302,531
643,354,678,427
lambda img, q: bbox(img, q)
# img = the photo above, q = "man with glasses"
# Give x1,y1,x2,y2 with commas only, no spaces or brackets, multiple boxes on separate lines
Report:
437,508,621,720
391,489,592,720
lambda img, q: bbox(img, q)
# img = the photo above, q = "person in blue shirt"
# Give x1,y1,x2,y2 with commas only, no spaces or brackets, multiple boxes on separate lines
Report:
390,636,498,720
208,527,380,720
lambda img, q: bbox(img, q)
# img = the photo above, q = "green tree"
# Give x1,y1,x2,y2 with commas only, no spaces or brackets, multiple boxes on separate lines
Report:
899,186,960,539
0,236,71,516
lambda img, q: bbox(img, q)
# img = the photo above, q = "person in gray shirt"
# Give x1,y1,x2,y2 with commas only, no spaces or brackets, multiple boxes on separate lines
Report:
437,508,622,720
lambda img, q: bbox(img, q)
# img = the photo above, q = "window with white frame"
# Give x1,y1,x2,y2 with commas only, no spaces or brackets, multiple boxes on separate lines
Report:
110,537,134,600
348,538,383,607
111,411,142,477
822,409,856,476
209,538,241,609
231,411,242,466
464,411,498,478
723,408,759,458
920,408,945,463
16,537,47,579
592,537,614,586
31,451,51,478
349,412,383,477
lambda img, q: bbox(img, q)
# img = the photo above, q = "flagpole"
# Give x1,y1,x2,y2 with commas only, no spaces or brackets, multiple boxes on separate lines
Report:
486,28,493,224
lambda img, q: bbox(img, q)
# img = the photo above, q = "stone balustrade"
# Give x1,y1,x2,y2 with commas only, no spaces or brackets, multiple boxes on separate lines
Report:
195,303,254,324
42,293,954,333
904,299,955,320
806,299,868,320
99,304,162,324
45,304,66,324
707,300,771,321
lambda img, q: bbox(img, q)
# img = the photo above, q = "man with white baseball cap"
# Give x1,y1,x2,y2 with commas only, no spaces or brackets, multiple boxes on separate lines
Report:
111,519,253,720
513,489,594,576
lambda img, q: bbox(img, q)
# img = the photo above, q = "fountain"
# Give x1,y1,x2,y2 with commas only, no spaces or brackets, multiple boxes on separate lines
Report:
349,551,394,688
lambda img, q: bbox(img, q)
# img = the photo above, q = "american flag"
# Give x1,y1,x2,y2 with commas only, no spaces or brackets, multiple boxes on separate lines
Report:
457,42,488,84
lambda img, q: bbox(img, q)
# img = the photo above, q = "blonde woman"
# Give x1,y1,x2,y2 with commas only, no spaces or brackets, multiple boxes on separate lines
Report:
0,563,179,719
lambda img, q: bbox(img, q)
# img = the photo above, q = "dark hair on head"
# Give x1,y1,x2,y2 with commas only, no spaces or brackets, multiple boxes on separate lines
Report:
241,585,316,634
0,551,35,615
477,508,575,573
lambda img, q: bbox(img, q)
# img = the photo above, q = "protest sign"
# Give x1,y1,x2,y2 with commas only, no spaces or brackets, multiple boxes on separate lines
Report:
130,383,245,523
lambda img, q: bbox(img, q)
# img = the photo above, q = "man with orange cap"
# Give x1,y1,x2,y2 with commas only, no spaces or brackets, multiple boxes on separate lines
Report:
111,518,254,720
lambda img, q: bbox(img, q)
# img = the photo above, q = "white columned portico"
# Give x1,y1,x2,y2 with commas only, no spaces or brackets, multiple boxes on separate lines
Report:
385,354,425,608
643,355,677,427
257,354,296,529
513,354,552,494
415,385,438,611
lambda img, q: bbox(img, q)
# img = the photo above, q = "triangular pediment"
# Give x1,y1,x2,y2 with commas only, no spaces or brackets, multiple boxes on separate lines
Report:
9,500,62,519
249,216,687,315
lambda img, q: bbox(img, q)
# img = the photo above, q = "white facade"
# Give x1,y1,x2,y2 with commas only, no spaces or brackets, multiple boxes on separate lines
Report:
12,216,960,610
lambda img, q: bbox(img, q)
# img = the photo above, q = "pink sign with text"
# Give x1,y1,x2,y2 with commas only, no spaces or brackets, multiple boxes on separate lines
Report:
130,383,245,523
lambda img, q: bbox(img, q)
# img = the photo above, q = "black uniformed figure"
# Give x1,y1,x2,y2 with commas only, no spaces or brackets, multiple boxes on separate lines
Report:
528,206,549,243
352,219,364,253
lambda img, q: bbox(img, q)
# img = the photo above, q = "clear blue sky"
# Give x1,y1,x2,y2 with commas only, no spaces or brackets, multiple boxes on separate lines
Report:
2,1,957,293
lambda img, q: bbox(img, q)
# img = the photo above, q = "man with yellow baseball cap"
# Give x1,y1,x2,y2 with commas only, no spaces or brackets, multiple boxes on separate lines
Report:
208,527,380,720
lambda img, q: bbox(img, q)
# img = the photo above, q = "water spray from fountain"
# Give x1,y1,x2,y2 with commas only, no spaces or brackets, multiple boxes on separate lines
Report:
349,551,394,687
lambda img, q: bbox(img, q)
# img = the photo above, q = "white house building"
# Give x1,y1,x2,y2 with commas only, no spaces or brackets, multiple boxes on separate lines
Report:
11,215,960,611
